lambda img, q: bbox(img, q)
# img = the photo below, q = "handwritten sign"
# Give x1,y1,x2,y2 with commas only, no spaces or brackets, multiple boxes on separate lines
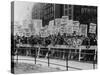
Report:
89,23,96,33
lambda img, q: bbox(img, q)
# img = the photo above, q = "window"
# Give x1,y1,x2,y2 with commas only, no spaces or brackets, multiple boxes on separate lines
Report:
65,5,68,9
69,5,72,8
52,6,54,11
69,15,72,20
65,10,68,16
69,9,72,14
48,8,50,14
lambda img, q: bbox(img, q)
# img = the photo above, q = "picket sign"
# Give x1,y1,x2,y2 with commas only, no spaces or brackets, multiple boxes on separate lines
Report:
61,16,69,25
89,23,96,33
80,24,87,37
66,20,73,34
55,18,61,26
32,19,42,35
73,21,80,35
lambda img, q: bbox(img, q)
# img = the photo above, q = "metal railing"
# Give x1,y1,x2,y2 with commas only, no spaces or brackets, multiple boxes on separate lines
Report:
11,46,97,71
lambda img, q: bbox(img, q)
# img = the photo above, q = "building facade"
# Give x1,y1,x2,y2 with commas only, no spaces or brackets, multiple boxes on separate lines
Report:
32,3,97,28
32,3,64,26
73,5,97,24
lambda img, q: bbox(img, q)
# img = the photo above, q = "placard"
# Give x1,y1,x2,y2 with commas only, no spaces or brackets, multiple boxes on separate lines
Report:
55,18,61,26
61,16,69,25
32,19,42,35
73,21,80,35
89,23,96,33
80,24,87,37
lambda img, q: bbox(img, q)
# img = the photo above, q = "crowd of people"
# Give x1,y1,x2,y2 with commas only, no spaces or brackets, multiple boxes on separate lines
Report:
11,33,97,62
12,33,97,47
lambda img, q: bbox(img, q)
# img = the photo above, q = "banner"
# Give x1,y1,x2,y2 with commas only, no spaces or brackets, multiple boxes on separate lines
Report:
89,23,96,33
80,24,87,37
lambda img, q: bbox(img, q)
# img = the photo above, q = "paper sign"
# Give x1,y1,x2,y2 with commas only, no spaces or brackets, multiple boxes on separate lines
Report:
80,24,87,36
89,23,96,33
66,25,73,34
61,16,69,24
32,19,42,35
73,21,80,35
55,18,61,26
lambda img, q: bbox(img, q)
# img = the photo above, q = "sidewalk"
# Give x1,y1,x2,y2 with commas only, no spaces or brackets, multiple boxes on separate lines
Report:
13,56,97,71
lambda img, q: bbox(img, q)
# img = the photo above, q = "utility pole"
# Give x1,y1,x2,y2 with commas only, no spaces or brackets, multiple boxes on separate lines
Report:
54,4,55,26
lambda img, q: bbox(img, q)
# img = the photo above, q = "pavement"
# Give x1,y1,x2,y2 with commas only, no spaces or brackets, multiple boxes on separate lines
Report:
13,55,97,71
14,63,61,74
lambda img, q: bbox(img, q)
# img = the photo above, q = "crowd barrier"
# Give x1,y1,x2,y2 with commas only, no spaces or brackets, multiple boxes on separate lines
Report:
11,45,97,70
